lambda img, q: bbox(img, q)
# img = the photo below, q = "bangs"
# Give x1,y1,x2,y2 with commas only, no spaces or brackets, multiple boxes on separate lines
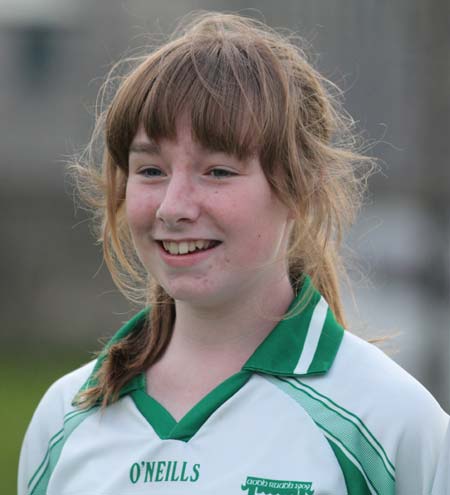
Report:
106,34,288,170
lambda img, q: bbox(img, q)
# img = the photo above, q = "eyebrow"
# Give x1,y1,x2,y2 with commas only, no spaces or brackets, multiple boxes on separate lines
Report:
129,141,160,154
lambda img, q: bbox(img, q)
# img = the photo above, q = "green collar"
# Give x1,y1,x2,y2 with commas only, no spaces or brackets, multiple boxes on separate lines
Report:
76,276,343,403
242,275,344,376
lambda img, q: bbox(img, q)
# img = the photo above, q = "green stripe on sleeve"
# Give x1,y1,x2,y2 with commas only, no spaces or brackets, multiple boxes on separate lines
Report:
296,379,394,473
267,376,395,495
327,438,373,494
29,407,98,495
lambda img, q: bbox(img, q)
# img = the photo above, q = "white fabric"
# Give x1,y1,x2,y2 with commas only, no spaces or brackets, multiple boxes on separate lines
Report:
432,424,450,494
18,333,448,495
18,361,95,495
302,331,449,494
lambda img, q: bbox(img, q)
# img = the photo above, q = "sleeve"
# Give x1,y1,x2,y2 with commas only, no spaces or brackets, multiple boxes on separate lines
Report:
18,380,68,495
432,423,450,494
394,387,449,495
18,361,95,495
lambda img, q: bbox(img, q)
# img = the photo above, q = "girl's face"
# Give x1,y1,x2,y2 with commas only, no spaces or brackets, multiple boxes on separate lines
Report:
126,120,292,309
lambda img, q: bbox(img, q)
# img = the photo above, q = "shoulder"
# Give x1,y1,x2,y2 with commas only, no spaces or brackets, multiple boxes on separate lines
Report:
432,423,450,494
320,330,448,435
304,330,448,494
34,360,96,417
23,359,96,444
331,331,445,420
18,360,96,495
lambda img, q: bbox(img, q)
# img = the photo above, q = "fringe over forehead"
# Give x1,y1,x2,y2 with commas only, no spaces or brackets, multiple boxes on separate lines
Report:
105,13,331,188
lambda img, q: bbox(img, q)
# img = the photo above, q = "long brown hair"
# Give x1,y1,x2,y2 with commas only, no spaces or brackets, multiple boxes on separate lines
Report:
71,12,374,408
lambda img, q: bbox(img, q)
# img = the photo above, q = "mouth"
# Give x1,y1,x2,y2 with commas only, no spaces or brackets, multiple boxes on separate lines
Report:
158,239,222,256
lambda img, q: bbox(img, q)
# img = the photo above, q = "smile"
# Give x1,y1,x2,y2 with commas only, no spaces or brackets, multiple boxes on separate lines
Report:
160,240,221,256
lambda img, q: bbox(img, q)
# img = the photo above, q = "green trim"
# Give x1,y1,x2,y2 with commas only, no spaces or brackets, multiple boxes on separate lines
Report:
131,389,177,437
307,306,344,373
28,406,89,490
295,379,394,473
328,439,372,494
243,276,342,376
29,407,98,495
75,275,344,408
120,372,145,396
268,376,395,494
131,371,251,442
321,423,376,493
27,407,86,490
27,431,62,490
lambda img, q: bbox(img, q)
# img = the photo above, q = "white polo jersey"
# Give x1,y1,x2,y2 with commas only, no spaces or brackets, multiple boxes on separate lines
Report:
19,278,448,495
433,424,450,493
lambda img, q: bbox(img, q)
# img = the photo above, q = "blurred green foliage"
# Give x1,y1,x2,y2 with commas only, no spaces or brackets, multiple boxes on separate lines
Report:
1,352,89,495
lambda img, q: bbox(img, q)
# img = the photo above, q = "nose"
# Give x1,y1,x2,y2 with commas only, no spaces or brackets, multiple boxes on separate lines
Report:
156,173,200,228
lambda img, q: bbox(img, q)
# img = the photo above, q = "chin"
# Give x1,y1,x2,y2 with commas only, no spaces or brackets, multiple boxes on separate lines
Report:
159,280,208,301
159,280,230,308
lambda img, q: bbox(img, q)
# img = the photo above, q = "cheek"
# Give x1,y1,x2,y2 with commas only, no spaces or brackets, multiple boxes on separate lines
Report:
126,200,145,230
226,217,285,263
238,204,289,258
125,185,158,233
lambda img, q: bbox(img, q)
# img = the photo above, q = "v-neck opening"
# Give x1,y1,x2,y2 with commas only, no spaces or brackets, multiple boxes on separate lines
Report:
130,370,252,442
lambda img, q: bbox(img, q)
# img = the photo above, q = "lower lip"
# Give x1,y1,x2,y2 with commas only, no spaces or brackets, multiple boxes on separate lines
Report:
157,242,220,267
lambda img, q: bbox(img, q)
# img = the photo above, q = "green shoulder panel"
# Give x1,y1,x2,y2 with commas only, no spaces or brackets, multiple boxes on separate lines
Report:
29,407,98,495
265,376,395,495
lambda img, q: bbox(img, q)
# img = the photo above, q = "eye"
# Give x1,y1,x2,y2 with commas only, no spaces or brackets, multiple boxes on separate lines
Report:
139,167,165,178
208,168,237,179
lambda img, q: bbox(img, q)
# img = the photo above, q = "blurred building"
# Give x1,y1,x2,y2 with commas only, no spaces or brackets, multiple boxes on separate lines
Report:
1,0,449,407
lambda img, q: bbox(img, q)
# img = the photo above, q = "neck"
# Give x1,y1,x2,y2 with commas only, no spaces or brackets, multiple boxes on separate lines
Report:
164,274,294,369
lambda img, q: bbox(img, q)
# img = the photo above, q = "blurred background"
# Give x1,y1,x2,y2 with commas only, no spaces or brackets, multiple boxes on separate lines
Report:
1,0,449,492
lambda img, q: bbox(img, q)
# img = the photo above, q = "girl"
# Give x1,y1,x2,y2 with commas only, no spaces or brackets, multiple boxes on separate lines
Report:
19,12,448,495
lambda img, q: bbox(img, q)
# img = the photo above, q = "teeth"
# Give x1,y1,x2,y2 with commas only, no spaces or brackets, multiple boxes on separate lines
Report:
161,240,214,255
179,241,189,254
196,240,207,250
169,241,178,255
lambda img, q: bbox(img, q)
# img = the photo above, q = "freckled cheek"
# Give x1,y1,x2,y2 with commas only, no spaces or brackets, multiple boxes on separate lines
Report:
125,195,159,233
233,217,285,263
247,232,274,258
225,220,270,262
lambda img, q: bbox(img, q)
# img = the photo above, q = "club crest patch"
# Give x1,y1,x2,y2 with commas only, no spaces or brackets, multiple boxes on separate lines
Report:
241,476,314,494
